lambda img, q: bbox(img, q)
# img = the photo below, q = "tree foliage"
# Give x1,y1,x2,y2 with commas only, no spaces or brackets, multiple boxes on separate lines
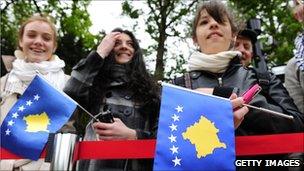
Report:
1,0,102,73
122,0,199,80
229,0,303,65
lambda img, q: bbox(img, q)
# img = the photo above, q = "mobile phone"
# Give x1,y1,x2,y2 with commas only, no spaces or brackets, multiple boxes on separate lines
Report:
96,110,114,123
242,84,262,104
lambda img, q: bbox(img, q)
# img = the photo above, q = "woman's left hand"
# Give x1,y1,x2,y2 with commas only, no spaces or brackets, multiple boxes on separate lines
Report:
92,118,137,140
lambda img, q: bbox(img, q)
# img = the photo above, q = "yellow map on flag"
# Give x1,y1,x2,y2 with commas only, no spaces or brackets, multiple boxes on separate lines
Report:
23,112,50,132
182,115,226,158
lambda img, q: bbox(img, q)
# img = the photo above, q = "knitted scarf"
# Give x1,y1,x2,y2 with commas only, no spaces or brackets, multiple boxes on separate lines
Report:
3,50,66,95
188,51,241,73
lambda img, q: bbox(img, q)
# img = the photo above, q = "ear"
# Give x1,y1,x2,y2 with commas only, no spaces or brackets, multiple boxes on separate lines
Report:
192,36,198,45
53,43,57,53
19,40,23,50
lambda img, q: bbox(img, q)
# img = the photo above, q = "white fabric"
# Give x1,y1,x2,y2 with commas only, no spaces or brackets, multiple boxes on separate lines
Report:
3,50,66,95
188,50,241,73
294,32,304,71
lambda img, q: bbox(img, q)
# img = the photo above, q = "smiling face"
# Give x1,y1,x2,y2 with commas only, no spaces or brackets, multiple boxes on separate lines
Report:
235,35,253,66
19,20,56,63
194,9,233,54
113,33,135,64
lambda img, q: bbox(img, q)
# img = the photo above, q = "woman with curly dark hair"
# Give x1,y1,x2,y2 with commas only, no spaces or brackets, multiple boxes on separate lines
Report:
64,28,160,171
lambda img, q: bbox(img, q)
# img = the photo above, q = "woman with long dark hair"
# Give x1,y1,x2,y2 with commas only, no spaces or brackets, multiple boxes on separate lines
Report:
64,28,160,171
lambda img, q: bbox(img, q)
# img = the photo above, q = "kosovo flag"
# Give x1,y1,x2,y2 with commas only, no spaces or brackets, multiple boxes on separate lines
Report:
153,83,235,171
1,75,77,160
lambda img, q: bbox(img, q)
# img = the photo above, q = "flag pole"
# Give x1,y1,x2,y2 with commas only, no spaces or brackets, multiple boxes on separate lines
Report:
243,104,294,120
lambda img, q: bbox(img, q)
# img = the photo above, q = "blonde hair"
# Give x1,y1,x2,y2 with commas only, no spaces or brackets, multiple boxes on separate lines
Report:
18,14,57,50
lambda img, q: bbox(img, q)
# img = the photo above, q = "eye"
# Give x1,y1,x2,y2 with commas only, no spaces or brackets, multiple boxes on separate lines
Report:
127,41,134,47
26,32,36,38
114,40,122,47
199,20,208,25
42,35,52,41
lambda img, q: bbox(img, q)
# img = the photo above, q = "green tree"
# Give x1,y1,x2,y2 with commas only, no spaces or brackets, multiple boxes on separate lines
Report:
1,0,102,73
229,0,303,65
122,0,199,80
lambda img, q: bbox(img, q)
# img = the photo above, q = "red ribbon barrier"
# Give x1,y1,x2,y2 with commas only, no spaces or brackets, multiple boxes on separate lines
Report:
1,133,303,160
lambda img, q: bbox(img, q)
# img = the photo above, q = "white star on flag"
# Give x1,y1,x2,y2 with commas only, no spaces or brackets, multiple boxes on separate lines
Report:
170,145,179,154
172,156,181,166
12,112,19,118
26,100,33,106
18,105,25,111
168,134,177,143
5,129,11,135
172,114,180,122
7,120,14,126
169,123,177,131
34,94,40,101
175,105,183,113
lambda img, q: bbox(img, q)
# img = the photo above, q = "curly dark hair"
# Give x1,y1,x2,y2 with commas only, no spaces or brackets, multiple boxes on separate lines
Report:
93,28,160,104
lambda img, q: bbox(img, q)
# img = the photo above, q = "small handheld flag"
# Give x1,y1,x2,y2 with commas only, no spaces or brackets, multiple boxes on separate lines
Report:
1,75,77,160
153,83,236,170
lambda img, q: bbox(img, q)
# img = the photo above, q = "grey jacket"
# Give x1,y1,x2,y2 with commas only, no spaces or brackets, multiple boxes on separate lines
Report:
285,57,304,114
64,51,159,171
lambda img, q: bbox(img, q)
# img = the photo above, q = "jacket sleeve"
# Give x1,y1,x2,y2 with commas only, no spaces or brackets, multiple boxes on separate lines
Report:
64,51,104,109
285,57,304,114
238,69,304,135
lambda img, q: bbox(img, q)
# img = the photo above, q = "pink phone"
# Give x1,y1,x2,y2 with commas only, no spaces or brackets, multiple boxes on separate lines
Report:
242,84,262,104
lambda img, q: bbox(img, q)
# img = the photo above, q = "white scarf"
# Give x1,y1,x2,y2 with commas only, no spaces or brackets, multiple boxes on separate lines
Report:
188,51,241,73
3,50,67,95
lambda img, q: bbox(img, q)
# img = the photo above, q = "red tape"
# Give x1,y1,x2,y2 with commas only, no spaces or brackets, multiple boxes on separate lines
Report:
1,133,303,160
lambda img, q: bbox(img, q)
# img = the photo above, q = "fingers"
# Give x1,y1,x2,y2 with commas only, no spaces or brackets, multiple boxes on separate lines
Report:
234,106,249,120
92,122,113,130
97,32,121,57
194,88,214,94
231,97,245,109
229,93,237,100
234,106,249,129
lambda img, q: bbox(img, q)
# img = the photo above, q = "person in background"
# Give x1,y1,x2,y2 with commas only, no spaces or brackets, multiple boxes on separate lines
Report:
173,1,303,170
64,28,160,171
0,15,71,171
235,28,257,67
235,26,301,120
285,0,304,114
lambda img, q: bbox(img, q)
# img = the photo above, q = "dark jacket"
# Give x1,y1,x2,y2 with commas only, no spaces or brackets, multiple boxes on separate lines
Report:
173,58,304,170
64,51,159,171
174,58,304,135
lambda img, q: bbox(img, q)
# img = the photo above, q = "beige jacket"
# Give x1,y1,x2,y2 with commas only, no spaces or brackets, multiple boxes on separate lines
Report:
0,73,73,171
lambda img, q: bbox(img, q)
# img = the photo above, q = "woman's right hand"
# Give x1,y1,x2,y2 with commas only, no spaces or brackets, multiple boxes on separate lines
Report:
230,93,249,129
96,32,121,58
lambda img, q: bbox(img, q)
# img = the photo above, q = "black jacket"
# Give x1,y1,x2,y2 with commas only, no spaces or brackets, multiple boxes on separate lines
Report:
174,59,304,135
64,51,159,171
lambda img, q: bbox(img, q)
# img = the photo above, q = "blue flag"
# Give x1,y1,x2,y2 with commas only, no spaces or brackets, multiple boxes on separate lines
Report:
153,83,235,171
1,75,77,160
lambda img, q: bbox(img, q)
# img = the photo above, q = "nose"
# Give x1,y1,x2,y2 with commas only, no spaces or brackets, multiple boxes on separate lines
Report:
33,36,43,45
119,42,128,50
209,18,219,29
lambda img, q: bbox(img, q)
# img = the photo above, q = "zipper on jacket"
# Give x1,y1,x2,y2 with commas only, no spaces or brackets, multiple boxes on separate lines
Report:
218,77,223,86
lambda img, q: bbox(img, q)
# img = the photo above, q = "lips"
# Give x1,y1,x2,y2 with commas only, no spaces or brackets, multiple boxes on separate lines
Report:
207,31,223,39
117,52,131,57
30,48,45,53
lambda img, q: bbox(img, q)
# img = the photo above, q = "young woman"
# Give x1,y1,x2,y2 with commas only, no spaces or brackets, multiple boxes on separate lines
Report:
64,28,160,171
174,0,303,135
173,2,303,170
0,15,70,171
